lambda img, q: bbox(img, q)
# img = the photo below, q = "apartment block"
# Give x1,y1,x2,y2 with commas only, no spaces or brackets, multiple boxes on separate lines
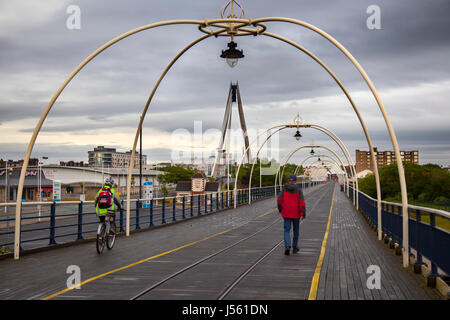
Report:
88,146,147,168
355,147,418,173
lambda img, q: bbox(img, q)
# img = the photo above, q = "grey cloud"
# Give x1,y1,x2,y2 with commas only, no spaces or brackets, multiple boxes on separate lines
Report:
1,0,449,165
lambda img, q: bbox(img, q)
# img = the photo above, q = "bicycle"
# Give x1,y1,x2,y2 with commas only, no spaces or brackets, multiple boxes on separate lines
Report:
96,212,117,254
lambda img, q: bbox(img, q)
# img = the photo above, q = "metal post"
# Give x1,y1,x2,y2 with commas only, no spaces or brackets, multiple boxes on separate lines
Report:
429,213,438,276
38,160,41,221
190,195,193,217
226,191,229,208
135,199,141,230
77,201,83,240
162,198,166,224
415,209,423,264
5,162,9,230
216,192,219,211
182,196,186,219
149,199,154,227
49,201,57,245
198,194,201,216
120,200,124,232
172,197,176,221
139,126,143,200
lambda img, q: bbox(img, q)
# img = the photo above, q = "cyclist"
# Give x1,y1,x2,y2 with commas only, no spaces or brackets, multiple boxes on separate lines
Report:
95,177,122,223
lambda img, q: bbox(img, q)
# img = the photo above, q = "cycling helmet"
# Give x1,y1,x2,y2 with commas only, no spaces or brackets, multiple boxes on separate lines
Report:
105,177,114,186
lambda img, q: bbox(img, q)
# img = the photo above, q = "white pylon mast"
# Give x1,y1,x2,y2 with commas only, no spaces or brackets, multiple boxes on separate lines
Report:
211,82,251,178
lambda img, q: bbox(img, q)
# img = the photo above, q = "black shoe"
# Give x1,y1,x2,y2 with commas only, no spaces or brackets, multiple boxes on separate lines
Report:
293,247,299,254
284,247,290,255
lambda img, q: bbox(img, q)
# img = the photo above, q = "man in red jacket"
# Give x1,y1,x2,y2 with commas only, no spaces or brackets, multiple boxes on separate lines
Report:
277,174,306,255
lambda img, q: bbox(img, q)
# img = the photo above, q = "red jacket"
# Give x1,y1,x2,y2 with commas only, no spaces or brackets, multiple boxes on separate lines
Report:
277,183,306,219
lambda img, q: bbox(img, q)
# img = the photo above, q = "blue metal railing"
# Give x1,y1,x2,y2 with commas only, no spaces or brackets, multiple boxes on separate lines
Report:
0,185,292,254
345,185,450,277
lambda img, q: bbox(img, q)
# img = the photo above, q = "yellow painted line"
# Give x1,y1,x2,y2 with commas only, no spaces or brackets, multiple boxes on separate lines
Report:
42,208,275,300
308,185,335,300
257,208,276,218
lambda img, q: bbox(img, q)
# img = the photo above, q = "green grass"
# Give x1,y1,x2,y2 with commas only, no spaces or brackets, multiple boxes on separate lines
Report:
383,198,450,232
409,211,450,232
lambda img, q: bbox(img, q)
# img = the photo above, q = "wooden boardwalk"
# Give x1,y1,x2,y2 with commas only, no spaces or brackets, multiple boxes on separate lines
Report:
0,183,442,300
316,184,441,300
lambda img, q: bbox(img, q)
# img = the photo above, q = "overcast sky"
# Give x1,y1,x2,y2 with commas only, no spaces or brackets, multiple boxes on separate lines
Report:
0,0,449,166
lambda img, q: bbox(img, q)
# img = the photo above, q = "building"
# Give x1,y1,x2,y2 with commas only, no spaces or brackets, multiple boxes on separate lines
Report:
355,148,419,173
0,165,163,202
175,172,219,203
0,158,39,168
88,146,147,168
59,161,88,167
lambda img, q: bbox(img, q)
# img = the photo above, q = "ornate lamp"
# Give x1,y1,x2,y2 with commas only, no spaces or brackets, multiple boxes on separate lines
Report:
220,41,244,68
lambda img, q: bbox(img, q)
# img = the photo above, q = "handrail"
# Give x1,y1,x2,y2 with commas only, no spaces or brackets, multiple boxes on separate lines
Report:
0,186,275,207
0,185,282,253
358,190,450,220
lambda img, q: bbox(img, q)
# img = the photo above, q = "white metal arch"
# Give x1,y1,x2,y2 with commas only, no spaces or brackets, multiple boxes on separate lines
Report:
14,14,407,266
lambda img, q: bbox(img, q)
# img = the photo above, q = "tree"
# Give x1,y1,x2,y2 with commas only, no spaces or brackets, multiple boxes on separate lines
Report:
157,165,197,184
160,184,169,197
235,160,302,187
358,162,450,203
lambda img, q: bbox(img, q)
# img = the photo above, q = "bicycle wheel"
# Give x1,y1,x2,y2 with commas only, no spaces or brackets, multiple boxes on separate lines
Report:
107,222,116,250
96,223,106,254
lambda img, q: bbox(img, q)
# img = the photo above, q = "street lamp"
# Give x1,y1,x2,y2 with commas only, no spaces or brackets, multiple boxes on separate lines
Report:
4,161,13,230
220,41,244,68
38,156,48,221
293,130,302,141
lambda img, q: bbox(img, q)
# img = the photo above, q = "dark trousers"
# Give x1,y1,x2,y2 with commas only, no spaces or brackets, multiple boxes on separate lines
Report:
283,218,300,248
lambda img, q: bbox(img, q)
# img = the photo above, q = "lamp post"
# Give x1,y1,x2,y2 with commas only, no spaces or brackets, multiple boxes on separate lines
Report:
4,161,13,230
4,161,8,210
139,125,143,200
294,113,302,141
38,156,48,222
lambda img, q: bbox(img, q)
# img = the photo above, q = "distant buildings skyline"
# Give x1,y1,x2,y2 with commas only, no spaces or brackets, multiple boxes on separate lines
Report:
356,148,419,173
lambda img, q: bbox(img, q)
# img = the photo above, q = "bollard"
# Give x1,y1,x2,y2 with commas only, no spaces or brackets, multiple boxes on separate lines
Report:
205,194,208,213
216,192,219,211
221,192,224,209
198,194,201,216
190,195,194,217
135,200,141,230
49,201,57,245
77,201,84,240
210,193,213,212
